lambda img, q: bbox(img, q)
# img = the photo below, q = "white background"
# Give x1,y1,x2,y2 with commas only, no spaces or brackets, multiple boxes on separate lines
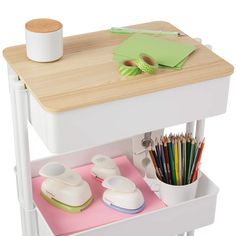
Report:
0,0,235,235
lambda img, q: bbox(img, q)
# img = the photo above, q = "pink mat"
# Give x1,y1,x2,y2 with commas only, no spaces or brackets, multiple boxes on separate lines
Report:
32,156,165,236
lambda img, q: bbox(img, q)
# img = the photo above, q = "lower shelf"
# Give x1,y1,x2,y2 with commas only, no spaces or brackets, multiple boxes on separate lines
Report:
33,158,219,236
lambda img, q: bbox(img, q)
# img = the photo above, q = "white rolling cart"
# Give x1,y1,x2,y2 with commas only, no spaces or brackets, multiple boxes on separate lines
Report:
3,21,234,236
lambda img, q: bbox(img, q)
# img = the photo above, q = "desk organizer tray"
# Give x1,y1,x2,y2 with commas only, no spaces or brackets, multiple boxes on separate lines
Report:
33,155,219,236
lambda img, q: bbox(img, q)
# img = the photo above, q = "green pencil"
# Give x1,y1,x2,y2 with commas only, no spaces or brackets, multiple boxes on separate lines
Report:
167,138,177,185
187,139,196,184
182,138,187,185
110,27,185,36
178,137,182,185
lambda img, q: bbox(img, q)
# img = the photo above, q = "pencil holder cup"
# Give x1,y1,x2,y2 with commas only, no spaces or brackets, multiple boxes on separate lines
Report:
25,18,63,62
155,174,201,206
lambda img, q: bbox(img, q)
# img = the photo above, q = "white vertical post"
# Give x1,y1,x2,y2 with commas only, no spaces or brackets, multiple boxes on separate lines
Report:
185,121,196,236
185,119,205,236
195,119,205,142
186,121,195,136
9,66,38,236
186,43,211,236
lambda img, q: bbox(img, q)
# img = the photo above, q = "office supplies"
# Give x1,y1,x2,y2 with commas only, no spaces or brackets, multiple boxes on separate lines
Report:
154,143,165,181
167,138,177,185
189,142,201,183
178,137,183,185
102,176,145,214
174,139,180,185
160,142,169,183
182,138,187,184
39,162,93,213
149,149,162,180
136,53,158,74
149,134,205,186
113,34,196,69
118,60,142,76
187,139,196,183
111,27,185,36
115,53,187,69
186,137,191,181
164,141,172,184
191,140,205,182
154,142,165,180
91,154,120,181
33,156,165,235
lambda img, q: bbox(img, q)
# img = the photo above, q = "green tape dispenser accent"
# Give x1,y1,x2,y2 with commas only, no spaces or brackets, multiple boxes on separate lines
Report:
136,53,158,74
118,60,142,76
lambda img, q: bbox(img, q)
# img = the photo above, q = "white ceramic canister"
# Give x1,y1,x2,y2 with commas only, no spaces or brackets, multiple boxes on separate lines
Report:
25,18,63,62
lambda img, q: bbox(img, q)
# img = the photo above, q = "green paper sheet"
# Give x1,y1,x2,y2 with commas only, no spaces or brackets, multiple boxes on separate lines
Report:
113,34,196,69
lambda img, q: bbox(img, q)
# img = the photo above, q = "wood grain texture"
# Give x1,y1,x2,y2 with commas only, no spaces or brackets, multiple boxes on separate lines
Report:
25,18,62,33
3,21,234,112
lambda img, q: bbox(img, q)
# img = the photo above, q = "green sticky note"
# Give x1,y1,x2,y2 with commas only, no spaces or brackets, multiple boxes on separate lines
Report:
113,34,196,68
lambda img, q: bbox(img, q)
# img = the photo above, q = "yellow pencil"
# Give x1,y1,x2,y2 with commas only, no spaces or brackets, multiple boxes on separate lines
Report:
174,138,180,185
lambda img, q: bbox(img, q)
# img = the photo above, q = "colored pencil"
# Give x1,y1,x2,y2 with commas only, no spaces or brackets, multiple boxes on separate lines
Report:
149,148,162,180
149,134,205,186
155,143,164,179
182,138,187,185
164,141,172,184
160,142,168,183
167,138,177,185
178,137,182,185
191,140,205,182
174,138,180,185
187,140,196,184
189,142,201,183
186,137,191,179
152,147,165,181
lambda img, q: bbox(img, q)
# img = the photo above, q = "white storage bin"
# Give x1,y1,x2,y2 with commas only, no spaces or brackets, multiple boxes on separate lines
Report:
28,76,230,153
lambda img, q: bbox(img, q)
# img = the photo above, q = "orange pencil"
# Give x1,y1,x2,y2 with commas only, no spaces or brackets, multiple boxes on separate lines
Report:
191,140,205,182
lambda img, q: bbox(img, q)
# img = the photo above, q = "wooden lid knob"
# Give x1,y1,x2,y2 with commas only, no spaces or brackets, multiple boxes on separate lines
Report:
25,18,62,33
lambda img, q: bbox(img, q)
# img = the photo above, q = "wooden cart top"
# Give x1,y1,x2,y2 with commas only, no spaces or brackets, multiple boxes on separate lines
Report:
3,21,234,112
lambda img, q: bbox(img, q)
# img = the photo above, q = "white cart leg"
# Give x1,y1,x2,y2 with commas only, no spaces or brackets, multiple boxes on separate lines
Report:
185,121,196,236
195,119,205,142
8,66,38,236
186,121,195,136
185,119,205,236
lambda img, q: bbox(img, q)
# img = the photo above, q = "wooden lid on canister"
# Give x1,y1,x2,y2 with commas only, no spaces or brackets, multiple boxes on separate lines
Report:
25,18,62,33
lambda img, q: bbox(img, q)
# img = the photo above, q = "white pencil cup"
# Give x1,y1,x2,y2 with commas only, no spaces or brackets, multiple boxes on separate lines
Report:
25,18,63,62
155,174,201,206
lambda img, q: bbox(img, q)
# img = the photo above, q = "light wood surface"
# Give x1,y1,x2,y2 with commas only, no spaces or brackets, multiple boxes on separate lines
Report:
3,21,234,112
25,18,62,33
